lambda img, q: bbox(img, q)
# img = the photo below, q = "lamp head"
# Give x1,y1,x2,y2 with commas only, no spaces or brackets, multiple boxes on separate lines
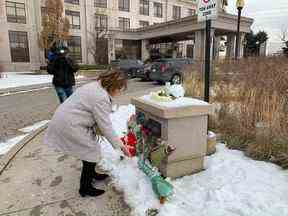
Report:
236,0,245,9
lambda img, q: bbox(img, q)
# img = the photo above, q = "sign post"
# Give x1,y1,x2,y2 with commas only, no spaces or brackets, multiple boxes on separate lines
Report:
197,0,219,103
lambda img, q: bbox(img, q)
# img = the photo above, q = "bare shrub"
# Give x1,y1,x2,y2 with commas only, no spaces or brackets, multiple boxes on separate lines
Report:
183,61,203,98
184,56,288,167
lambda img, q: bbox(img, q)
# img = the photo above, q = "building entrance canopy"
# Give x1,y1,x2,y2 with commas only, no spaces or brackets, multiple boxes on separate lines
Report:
112,12,253,61
114,12,253,44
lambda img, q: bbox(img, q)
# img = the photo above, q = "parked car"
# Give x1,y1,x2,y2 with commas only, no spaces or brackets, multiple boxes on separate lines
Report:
149,58,194,84
110,59,144,78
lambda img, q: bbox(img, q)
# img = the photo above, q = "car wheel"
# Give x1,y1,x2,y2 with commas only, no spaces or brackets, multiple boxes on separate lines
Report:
171,74,182,85
131,69,137,78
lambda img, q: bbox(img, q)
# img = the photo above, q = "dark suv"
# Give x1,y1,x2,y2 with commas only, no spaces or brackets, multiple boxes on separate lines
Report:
110,59,144,78
149,58,194,84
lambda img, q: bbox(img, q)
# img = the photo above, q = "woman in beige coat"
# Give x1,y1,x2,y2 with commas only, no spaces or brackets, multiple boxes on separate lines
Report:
44,70,130,197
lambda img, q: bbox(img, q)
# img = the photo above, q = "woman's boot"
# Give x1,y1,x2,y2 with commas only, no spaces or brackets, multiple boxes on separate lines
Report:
79,161,105,197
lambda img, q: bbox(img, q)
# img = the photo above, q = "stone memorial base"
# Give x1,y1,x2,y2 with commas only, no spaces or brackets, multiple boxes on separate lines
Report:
132,96,213,179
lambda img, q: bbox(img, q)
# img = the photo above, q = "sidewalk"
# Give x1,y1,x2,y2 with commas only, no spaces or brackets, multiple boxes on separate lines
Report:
0,131,130,216
0,85,162,216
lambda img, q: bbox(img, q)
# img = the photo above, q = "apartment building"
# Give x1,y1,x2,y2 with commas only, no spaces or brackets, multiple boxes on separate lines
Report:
0,0,197,71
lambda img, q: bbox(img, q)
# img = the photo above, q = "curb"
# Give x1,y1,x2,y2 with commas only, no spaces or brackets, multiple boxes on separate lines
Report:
0,123,49,175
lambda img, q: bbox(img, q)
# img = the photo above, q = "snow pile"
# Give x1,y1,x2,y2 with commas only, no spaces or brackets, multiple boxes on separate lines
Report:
0,135,28,155
99,105,288,216
19,120,50,133
0,72,85,90
0,73,52,89
0,120,50,155
141,94,209,108
166,84,185,98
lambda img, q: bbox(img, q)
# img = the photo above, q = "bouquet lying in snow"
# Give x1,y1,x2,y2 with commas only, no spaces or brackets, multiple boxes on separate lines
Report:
120,113,175,204
150,83,185,102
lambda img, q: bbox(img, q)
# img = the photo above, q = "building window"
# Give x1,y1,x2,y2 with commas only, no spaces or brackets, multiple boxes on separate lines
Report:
119,0,130,12
67,36,82,62
153,2,162,18
95,0,107,8
139,21,149,27
9,31,30,62
188,8,196,16
41,7,47,17
6,1,26,24
140,0,149,16
66,10,80,29
64,0,79,4
115,39,123,49
119,17,130,31
95,14,108,30
173,6,181,19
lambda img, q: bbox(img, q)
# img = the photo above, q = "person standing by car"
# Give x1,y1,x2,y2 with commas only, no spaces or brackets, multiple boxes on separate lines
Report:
47,47,79,103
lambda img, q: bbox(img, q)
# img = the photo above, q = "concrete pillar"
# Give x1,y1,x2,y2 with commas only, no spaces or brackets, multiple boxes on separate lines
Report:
226,34,236,59
239,33,245,58
141,39,150,61
172,42,177,58
213,36,221,60
182,42,187,58
259,41,267,56
108,38,115,63
194,30,205,61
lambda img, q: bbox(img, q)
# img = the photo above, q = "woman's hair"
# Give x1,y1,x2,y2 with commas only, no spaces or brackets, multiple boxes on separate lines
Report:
98,70,127,93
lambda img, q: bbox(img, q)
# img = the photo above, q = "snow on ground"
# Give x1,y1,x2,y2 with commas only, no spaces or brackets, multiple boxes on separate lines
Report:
19,120,50,133
0,135,28,155
0,72,52,90
99,105,288,216
141,94,209,107
0,72,85,90
0,120,50,155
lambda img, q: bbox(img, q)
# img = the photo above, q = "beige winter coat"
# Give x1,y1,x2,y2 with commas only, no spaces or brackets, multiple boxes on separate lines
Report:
44,81,122,162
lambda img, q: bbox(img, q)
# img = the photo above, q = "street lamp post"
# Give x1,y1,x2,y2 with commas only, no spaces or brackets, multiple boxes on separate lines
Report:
235,0,245,59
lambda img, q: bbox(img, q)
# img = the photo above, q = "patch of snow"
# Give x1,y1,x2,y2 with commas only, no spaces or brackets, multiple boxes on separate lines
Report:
0,120,50,155
0,72,85,90
0,87,51,97
75,75,85,79
208,131,216,139
166,84,185,98
0,73,52,89
19,120,50,133
0,135,28,155
99,105,288,216
141,94,209,107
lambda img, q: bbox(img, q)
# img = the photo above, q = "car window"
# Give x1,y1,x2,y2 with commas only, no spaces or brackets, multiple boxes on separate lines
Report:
137,60,144,65
111,60,119,64
120,60,130,65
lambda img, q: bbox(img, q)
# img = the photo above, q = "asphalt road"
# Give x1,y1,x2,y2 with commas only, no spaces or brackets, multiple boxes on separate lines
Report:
0,79,161,141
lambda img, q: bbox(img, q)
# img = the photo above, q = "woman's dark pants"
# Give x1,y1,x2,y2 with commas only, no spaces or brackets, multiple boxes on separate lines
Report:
79,160,96,191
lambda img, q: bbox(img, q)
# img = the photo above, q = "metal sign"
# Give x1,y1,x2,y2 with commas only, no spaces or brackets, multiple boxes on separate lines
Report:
197,0,219,22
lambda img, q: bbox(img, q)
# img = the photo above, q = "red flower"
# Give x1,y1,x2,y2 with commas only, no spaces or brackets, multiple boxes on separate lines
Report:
127,145,136,156
127,131,137,146
141,126,150,136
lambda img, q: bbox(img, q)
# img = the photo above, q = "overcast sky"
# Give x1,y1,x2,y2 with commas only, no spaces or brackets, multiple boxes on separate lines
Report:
226,0,288,53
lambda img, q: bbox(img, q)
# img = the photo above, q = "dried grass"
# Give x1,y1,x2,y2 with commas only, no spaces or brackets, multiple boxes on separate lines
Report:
183,56,288,167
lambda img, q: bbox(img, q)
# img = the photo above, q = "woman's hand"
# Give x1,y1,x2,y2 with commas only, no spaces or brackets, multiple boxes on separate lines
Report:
120,144,132,157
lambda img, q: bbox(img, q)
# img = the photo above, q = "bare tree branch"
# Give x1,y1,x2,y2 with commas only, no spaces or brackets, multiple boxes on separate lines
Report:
39,0,70,50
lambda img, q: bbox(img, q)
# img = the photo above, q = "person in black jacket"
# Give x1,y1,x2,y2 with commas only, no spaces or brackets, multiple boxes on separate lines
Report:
48,47,79,103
